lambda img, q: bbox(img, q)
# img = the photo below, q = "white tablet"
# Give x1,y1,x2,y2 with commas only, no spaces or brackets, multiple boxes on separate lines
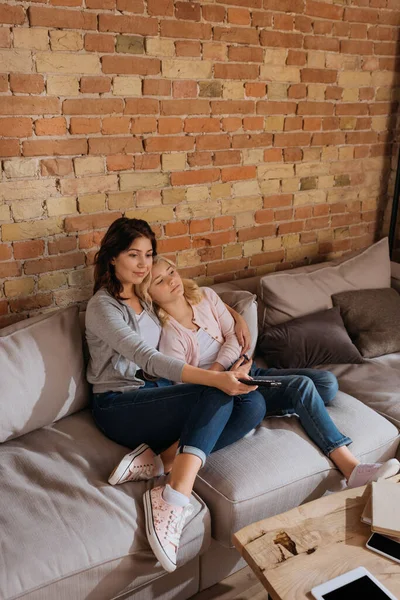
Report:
311,566,397,600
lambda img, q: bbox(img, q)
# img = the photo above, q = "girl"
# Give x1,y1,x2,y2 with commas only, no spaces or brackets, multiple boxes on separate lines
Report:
126,255,399,493
85,217,266,574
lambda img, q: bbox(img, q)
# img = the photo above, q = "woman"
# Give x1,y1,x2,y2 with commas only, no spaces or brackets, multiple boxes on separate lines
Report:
123,255,398,492
85,217,266,574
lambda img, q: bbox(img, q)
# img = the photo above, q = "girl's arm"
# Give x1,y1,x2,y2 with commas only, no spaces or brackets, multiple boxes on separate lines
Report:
224,303,251,354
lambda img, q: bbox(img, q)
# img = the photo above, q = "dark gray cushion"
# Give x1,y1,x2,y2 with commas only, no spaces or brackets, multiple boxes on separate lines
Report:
258,307,363,368
332,288,400,358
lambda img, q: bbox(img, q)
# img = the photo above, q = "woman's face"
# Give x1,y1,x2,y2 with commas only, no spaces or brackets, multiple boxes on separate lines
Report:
112,236,154,288
148,261,184,307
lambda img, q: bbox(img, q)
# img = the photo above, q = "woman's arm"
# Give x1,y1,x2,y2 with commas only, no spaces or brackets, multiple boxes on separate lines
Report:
224,303,251,354
181,364,257,396
86,294,185,382
204,288,243,370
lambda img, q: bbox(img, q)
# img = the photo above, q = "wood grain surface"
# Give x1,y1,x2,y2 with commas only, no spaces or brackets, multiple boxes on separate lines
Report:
233,476,400,600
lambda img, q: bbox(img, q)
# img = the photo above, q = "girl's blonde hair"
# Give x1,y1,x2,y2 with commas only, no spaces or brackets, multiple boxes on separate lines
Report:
138,256,203,324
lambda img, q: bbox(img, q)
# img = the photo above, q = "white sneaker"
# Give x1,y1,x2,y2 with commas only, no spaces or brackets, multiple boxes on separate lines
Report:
144,485,194,573
347,458,400,489
108,444,157,485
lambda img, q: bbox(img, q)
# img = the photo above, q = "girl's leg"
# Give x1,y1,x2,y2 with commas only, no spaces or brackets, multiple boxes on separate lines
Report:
140,385,264,573
250,374,400,487
252,374,352,456
251,364,339,405
151,391,266,472
144,388,265,573
211,390,266,452
169,453,202,497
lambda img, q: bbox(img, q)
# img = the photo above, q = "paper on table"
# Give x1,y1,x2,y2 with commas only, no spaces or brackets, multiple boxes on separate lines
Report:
371,480,400,537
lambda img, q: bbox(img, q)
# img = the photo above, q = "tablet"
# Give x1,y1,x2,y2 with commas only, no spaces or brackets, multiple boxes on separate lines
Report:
311,566,397,600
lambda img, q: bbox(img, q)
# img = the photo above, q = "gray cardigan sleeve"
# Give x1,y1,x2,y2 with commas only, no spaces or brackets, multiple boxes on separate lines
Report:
86,292,185,383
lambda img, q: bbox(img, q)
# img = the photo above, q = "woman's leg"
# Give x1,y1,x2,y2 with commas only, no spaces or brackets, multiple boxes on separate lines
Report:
94,383,236,572
93,383,235,461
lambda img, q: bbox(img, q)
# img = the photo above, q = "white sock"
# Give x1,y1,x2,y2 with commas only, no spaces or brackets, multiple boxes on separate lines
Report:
154,455,164,476
162,483,190,507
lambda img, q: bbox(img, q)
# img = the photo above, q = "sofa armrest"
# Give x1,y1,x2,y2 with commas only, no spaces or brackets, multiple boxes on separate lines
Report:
391,261,400,293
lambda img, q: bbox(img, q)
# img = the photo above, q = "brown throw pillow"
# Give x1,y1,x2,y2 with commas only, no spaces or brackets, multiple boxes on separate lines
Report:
257,307,363,369
332,288,400,358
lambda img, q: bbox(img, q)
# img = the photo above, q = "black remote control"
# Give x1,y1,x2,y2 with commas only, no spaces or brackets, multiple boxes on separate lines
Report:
239,377,282,387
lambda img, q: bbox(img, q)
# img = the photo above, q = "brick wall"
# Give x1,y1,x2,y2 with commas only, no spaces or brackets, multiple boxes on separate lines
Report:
0,0,399,327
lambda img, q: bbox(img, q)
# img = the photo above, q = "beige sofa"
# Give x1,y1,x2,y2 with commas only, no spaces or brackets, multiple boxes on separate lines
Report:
1,239,400,600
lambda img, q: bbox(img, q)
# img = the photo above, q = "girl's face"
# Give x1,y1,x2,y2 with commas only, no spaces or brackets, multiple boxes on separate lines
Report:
112,236,154,288
148,261,184,306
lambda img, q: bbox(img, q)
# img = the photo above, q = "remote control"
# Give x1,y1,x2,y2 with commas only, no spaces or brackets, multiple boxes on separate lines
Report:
239,377,282,387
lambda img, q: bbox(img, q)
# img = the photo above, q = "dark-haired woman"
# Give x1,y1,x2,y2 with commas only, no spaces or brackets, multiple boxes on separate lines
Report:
85,217,266,573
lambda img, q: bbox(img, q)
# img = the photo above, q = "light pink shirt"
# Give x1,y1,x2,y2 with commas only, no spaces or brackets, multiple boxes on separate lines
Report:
158,287,241,371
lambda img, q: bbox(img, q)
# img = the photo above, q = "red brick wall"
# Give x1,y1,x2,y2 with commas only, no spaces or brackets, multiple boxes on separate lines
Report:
0,0,399,327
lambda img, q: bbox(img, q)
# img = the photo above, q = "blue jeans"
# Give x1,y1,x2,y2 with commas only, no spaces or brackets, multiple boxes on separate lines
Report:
92,380,266,467
250,365,352,456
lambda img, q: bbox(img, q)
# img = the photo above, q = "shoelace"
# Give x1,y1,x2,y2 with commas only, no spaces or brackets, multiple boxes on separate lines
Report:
166,504,194,547
129,463,154,480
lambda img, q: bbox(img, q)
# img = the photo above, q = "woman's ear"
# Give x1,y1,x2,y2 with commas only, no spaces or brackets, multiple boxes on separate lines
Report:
110,257,116,265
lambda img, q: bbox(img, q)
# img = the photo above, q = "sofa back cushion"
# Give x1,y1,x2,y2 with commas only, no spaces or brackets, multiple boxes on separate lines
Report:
258,237,390,328
0,306,89,443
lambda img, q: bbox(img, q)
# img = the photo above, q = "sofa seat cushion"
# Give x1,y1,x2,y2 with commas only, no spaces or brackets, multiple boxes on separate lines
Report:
194,391,399,547
1,411,210,600
326,354,400,428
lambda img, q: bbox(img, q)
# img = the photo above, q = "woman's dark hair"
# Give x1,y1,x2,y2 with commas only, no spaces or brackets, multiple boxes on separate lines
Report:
93,217,157,298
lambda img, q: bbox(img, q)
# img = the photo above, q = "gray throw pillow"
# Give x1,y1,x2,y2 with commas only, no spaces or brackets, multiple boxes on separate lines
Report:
332,288,400,358
258,307,363,368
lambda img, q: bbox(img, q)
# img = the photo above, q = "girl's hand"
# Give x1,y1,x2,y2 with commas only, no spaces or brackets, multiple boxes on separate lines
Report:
212,371,258,396
234,314,251,354
231,356,252,376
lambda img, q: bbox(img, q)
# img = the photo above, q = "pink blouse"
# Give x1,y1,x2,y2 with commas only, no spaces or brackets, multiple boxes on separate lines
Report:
158,287,241,371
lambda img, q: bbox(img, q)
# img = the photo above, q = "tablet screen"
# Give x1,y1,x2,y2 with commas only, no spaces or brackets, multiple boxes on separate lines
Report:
322,576,392,600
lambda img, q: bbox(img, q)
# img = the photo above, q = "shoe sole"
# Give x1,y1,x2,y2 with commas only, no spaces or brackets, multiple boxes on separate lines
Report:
143,490,176,573
108,443,149,486
377,458,400,480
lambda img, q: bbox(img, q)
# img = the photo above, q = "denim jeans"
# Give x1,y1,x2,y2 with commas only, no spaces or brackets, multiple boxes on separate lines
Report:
250,364,352,456
92,380,266,466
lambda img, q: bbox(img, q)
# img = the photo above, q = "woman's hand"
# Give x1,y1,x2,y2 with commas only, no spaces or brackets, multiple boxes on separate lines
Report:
233,313,251,354
211,371,258,396
230,356,252,376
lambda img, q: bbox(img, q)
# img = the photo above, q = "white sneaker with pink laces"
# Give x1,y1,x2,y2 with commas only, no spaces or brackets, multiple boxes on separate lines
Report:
347,458,400,489
108,443,158,485
144,485,194,573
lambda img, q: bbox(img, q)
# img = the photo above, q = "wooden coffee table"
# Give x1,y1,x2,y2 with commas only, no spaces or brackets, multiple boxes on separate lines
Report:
233,476,400,600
